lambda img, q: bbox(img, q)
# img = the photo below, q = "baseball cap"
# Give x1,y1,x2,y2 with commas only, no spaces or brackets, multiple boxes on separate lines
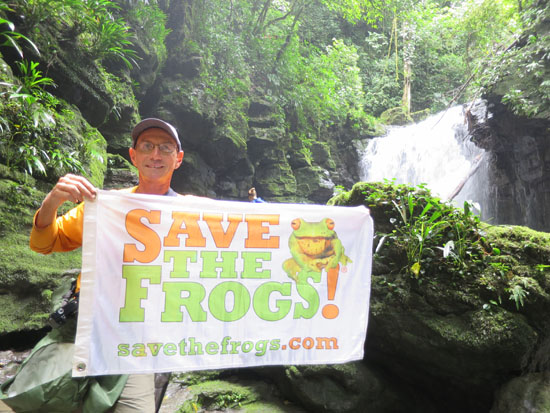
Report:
131,118,182,152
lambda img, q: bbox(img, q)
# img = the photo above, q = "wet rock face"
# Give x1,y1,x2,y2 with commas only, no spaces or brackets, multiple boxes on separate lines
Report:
491,371,550,413
0,349,32,386
467,99,550,231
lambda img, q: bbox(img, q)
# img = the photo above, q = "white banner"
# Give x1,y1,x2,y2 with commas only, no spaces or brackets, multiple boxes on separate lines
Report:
73,190,373,376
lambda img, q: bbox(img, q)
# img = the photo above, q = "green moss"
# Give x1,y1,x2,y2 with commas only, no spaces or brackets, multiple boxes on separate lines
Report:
0,294,48,332
485,225,550,262
48,104,109,187
256,163,297,197
176,380,260,412
238,401,299,412
411,108,431,122
0,231,80,333
171,370,223,386
327,187,351,205
422,308,535,350
221,122,247,149
0,175,81,334
98,66,140,123
329,181,550,318
379,106,413,125
85,135,108,187
124,1,170,65
0,177,44,234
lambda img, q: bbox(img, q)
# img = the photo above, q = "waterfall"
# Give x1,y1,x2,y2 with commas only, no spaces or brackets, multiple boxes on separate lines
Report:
360,105,491,220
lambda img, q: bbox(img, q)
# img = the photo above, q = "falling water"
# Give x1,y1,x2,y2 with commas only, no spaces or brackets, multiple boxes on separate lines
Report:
360,105,491,219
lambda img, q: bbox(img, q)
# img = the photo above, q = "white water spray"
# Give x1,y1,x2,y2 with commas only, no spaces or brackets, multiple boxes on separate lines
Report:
360,105,490,218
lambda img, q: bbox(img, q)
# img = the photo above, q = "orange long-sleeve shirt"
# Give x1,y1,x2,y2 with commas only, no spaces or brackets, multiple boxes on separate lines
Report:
29,187,138,254
29,187,138,292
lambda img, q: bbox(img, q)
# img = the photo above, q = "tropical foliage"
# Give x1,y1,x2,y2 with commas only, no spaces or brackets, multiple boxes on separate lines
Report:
0,0,545,178
488,0,550,117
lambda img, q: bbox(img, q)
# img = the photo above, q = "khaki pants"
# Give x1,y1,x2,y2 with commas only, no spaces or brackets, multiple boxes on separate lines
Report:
110,374,155,413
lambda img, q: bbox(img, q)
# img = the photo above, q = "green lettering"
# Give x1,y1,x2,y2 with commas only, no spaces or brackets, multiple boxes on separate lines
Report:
241,341,253,353
179,339,187,356
255,340,268,356
209,282,250,322
132,343,147,357
205,341,219,355
230,340,241,354
241,252,271,278
147,343,162,356
118,344,129,356
199,251,238,278
120,265,161,322
220,336,231,355
164,250,197,278
253,282,292,321
164,343,177,356
162,282,207,322
269,339,280,350
293,271,321,319
188,337,203,355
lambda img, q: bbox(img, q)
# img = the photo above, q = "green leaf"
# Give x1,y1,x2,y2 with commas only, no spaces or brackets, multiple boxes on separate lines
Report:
0,18,15,31
419,202,433,218
410,261,421,278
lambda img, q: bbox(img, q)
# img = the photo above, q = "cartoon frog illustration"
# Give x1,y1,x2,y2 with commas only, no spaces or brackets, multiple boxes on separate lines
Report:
283,218,352,281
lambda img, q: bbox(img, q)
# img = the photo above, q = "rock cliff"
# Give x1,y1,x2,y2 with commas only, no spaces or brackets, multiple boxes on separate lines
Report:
467,99,550,232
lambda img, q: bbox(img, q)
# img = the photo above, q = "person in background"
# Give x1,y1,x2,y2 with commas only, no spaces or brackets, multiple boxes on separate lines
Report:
248,187,266,203
1,118,184,412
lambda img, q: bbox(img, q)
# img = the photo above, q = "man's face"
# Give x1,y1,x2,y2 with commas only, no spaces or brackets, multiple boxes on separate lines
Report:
129,127,183,182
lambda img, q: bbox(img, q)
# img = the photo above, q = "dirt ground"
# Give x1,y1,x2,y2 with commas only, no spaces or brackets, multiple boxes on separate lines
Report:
0,401,13,412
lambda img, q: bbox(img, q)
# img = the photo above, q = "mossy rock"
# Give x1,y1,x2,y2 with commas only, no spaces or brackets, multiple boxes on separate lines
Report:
492,371,550,412
104,153,138,190
96,69,141,153
171,378,295,413
172,152,216,197
411,108,431,122
327,181,550,410
310,142,336,170
254,160,297,200
54,104,108,188
293,166,335,203
0,175,81,334
379,106,413,125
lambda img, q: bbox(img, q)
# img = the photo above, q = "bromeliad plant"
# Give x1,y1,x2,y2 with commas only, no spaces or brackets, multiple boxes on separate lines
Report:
0,60,84,177
391,192,450,277
12,0,139,69
0,4,39,58
363,181,484,278
357,181,543,311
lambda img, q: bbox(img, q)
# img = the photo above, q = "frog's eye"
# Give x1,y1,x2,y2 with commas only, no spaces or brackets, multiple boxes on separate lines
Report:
325,218,335,230
291,219,301,230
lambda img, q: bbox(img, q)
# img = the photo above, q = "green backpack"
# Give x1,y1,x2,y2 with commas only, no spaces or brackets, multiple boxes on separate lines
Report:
0,279,127,412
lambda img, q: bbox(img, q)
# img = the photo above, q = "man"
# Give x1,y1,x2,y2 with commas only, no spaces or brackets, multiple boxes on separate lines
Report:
248,187,266,203
1,118,183,412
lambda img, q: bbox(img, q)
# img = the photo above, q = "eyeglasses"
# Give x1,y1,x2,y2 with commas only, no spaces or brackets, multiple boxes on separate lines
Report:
135,141,177,154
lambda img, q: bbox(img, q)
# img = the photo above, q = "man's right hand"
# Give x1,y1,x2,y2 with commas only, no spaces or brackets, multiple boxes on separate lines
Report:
35,174,97,229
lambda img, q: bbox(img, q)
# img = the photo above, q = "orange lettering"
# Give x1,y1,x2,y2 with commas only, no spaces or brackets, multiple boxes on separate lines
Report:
289,337,300,350
123,209,161,263
164,212,206,247
302,337,314,349
245,214,280,248
204,213,243,248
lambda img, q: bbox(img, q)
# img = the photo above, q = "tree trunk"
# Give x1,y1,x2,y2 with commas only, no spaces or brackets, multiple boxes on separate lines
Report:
402,58,411,114
275,3,306,63
400,20,414,115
